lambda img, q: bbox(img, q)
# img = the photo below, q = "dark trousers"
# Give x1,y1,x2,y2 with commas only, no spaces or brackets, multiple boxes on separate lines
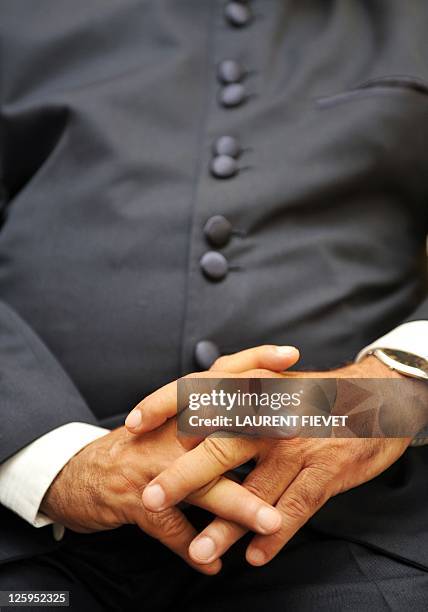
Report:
1,516,428,612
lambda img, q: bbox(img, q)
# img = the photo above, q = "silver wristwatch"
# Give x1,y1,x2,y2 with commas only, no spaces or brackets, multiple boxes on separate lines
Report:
372,349,428,446
372,348,428,381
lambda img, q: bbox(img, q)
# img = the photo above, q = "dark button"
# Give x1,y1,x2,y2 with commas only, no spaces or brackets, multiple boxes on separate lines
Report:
219,83,246,108
212,136,240,158
217,60,244,84
194,340,221,370
224,2,252,27
200,251,229,281
210,155,238,179
204,215,233,247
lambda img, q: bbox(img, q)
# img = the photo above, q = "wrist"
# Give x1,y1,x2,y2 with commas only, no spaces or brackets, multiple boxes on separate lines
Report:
40,432,116,532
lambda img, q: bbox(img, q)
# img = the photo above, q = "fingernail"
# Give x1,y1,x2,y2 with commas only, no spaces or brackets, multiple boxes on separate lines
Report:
190,536,216,562
247,548,266,566
276,346,298,358
256,507,282,533
142,483,166,510
125,409,142,430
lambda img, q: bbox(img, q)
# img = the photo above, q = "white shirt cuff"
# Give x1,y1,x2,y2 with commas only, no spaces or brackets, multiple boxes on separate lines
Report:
356,320,428,362
0,423,109,532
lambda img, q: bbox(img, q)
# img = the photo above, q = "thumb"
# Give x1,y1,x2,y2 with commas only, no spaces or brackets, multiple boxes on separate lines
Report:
210,345,300,373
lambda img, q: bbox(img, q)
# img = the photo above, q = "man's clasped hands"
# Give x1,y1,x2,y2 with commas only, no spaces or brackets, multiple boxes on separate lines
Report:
41,345,410,575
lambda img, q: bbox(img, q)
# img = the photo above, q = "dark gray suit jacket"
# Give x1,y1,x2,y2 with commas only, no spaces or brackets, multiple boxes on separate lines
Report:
0,0,427,568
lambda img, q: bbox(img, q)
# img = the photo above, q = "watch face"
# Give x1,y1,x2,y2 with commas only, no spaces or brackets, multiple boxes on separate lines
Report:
380,349,428,376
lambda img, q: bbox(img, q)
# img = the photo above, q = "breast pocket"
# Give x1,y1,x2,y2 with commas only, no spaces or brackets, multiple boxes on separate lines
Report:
309,75,428,206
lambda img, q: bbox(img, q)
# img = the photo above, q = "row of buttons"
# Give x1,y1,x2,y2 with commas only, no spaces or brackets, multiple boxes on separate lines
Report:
195,1,253,369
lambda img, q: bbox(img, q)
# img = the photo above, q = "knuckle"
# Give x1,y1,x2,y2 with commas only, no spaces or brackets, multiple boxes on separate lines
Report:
284,471,328,520
284,493,310,520
147,509,187,539
267,442,304,472
244,477,271,501
304,440,346,473
275,443,300,465
202,436,235,468
271,456,294,479
333,448,358,472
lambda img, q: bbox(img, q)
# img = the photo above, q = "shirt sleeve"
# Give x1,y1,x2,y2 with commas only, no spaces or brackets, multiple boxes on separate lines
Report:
0,422,109,529
355,320,428,446
356,320,428,361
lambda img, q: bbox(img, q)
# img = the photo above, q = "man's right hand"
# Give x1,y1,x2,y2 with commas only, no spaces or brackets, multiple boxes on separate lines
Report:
41,345,299,575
